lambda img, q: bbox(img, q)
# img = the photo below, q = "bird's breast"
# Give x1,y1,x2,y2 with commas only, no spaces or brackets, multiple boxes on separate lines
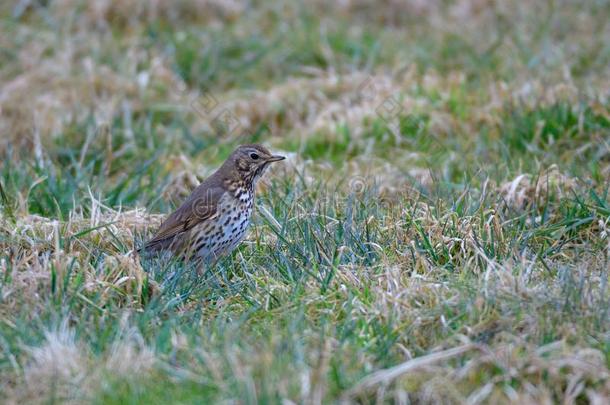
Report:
191,190,253,261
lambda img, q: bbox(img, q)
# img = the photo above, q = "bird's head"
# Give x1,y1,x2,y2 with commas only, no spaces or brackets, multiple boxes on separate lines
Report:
224,144,285,185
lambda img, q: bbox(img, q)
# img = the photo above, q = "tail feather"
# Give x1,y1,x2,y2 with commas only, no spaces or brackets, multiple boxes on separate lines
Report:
138,237,175,255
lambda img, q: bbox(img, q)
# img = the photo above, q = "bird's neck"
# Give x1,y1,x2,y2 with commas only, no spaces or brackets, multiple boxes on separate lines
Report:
221,174,255,198
219,167,260,194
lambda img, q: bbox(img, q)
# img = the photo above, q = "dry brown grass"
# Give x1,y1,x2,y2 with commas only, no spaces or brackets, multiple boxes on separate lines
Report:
1,0,609,403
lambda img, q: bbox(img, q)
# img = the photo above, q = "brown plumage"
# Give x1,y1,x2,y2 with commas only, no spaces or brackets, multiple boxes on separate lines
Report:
141,144,285,262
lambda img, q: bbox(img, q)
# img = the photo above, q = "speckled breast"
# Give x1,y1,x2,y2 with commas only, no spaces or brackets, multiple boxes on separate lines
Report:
190,189,253,262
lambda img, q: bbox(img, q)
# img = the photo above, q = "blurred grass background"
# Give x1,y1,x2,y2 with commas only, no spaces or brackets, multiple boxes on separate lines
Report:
0,1,609,403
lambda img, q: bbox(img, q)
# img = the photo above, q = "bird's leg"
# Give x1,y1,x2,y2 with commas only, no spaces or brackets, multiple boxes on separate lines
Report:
194,257,207,277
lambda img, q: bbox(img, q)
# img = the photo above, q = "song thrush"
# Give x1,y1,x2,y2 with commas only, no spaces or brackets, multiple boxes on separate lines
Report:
142,144,285,262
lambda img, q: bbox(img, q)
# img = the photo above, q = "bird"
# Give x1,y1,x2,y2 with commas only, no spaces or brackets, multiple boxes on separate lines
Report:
141,144,285,262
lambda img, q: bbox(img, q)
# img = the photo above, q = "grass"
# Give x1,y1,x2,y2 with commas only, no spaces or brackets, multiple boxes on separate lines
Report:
1,0,610,404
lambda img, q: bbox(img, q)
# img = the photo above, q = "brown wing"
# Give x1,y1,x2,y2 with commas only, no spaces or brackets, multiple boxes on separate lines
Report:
143,185,226,252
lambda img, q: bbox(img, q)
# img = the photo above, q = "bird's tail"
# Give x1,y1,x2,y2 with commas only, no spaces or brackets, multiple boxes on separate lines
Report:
138,237,175,256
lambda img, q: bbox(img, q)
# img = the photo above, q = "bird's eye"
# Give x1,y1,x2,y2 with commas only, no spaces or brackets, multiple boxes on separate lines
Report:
250,153,259,160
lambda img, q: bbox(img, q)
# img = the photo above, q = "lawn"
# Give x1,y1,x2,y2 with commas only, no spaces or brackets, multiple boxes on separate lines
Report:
0,1,609,403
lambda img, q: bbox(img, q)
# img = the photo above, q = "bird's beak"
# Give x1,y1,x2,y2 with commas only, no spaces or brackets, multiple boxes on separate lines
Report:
266,154,286,162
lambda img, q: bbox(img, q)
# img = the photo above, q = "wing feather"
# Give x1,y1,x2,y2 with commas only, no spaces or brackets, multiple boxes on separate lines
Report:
144,185,226,251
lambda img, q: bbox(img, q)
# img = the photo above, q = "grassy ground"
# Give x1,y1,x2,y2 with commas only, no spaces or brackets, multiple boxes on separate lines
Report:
1,1,609,403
